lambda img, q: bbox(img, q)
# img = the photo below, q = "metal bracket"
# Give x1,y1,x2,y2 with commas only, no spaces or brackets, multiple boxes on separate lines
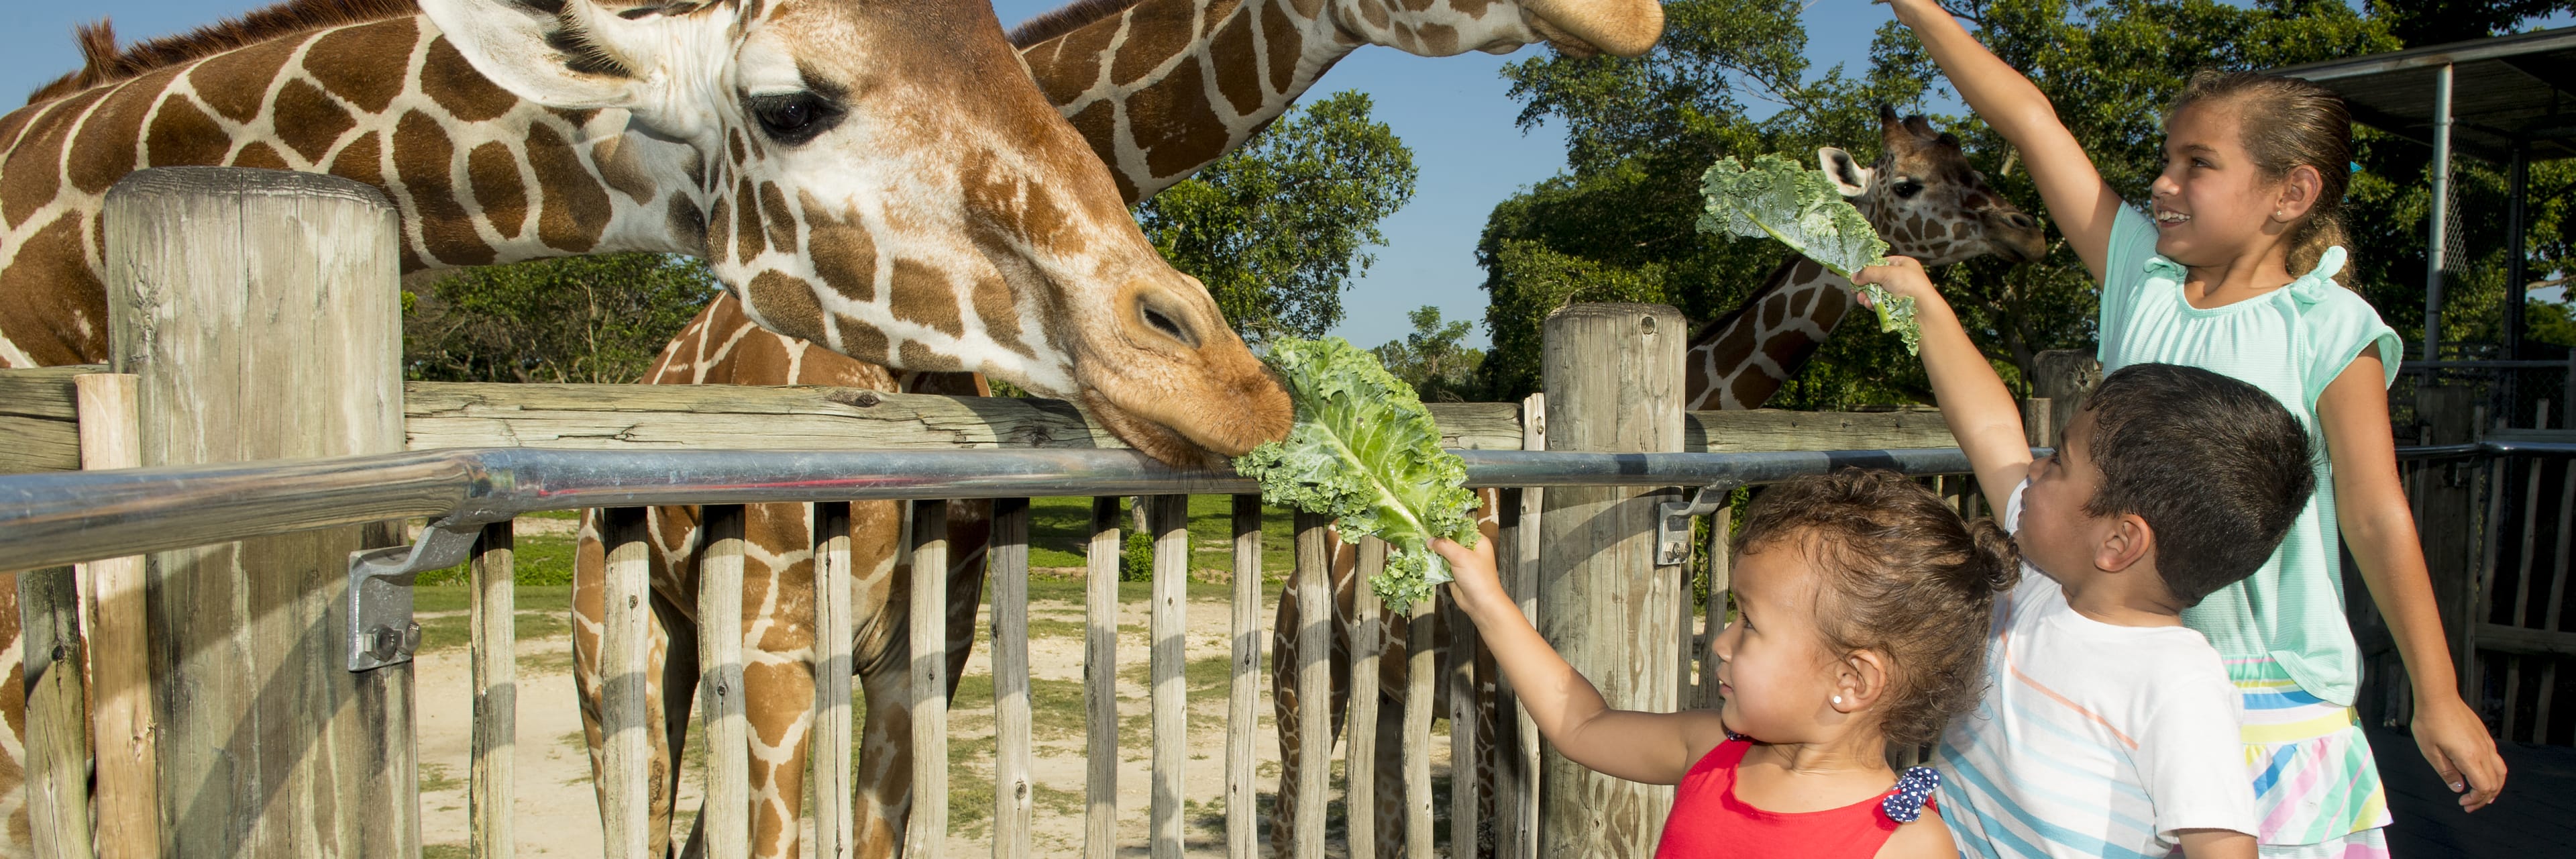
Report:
1656,481,1741,566
346,517,493,671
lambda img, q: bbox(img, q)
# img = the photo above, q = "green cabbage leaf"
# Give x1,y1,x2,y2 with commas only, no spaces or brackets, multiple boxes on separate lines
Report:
1698,153,1913,351
1856,284,1922,356
1232,337,1479,611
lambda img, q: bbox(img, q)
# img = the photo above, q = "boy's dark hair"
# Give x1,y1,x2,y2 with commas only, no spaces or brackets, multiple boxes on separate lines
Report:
1734,469,2019,747
2080,364,2316,605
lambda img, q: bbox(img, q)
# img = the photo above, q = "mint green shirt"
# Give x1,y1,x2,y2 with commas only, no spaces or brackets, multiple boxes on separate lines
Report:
2096,206,2400,706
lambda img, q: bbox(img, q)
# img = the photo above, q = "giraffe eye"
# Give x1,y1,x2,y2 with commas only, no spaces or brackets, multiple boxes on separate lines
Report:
1892,179,1925,199
745,91,841,146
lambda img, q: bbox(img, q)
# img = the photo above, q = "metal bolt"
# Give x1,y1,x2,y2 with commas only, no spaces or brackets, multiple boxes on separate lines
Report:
366,625,400,661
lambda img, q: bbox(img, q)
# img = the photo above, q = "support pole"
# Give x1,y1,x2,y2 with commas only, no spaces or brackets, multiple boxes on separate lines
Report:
2504,147,2530,364
1537,304,1686,857
2426,62,2455,363
103,166,411,856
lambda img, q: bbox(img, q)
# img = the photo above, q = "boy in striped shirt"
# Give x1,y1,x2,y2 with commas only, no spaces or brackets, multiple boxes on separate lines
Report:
1854,258,2316,859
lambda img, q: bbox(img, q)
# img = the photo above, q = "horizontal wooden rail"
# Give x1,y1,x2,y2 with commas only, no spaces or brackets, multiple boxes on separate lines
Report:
0,372,1964,472
2477,623,2576,658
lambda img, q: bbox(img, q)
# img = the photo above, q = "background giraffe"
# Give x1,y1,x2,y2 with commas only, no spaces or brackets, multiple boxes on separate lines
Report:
559,0,1670,856
0,0,1301,855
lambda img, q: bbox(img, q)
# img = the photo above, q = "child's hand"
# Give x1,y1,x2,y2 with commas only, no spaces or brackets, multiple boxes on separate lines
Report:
2413,693,2507,811
1431,510,1506,615
1853,256,1943,308
1874,0,1947,23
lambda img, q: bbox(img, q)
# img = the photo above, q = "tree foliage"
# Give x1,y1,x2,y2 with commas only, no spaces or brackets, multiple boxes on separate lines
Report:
1371,306,1489,402
1481,0,2571,405
1138,91,1419,343
402,253,717,384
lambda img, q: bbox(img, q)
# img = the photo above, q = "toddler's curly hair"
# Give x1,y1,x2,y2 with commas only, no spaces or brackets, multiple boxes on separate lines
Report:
1735,468,2017,747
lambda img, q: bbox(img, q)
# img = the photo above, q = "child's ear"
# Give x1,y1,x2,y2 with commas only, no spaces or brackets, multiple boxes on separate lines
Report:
2096,513,2153,573
1835,650,1892,714
2276,164,2324,221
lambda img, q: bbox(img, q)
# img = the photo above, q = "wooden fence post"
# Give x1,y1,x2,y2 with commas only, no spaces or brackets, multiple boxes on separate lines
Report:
103,166,411,856
1538,304,1685,857
2415,385,2480,704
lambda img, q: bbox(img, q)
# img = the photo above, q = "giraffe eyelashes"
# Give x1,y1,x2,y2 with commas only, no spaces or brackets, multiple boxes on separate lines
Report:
1891,179,1925,199
744,91,841,145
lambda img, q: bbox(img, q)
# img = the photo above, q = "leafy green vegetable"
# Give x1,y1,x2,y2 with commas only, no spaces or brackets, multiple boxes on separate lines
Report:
1233,337,1479,611
1696,154,1890,279
1857,284,1922,356
1699,154,1916,352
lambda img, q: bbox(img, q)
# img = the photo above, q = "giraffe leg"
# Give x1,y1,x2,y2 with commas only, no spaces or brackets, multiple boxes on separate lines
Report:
1267,540,1356,859
1374,610,1409,859
847,499,916,858
736,501,821,859
573,507,696,858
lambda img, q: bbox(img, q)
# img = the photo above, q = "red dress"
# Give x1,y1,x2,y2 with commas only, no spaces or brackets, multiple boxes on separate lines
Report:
1654,737,1941,858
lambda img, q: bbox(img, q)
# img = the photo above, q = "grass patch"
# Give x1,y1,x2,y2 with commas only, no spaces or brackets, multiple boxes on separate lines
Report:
419,762,462,793
422,845,469,859
1025,495,1303,575
413,527,582,589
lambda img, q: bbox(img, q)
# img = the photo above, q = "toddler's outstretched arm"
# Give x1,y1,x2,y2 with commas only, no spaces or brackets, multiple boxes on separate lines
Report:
1886,0,2124,279
1430,523,1729,785
1855,258,2029,509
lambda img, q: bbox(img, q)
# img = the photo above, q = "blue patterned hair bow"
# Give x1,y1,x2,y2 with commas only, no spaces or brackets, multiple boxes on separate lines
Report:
1882,766,1940,823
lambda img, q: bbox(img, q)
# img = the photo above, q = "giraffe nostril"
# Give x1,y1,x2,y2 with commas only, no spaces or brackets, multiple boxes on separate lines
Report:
2005,212,2037,230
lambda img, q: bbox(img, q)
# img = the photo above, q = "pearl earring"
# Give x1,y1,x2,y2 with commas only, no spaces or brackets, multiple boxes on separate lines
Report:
1832,695,1844,705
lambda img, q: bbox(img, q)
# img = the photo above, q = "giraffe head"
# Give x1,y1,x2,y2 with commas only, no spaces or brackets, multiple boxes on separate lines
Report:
1819,106,2047,266
423,0,1289,464
1322,0,1666,58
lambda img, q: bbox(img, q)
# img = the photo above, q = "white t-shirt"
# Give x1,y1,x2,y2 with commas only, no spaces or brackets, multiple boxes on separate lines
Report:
1933,481,2257,858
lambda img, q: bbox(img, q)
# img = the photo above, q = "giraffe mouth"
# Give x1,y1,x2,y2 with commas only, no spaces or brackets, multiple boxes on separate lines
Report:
1082,390,1242,469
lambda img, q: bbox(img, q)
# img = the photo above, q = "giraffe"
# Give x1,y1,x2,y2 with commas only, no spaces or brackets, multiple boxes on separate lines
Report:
560,0,1670,856
1684,107,2049,410
0,0,1300,856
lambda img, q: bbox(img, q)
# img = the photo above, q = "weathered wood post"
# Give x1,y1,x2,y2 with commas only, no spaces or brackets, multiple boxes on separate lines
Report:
103,166,413,856
1538,303,1686,856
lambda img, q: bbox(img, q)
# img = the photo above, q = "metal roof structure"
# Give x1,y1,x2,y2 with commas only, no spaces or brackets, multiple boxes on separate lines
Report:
2271,26,2576,362
2274,26,2576,163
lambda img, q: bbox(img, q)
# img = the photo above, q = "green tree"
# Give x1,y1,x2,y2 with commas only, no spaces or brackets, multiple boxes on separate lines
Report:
1137,91,1419,342
403,253,718,383
1371,306,1488,402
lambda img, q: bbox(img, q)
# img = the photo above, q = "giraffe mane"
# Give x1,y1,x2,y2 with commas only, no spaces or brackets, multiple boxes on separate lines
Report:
1006,0,1156,48
28,0,423,105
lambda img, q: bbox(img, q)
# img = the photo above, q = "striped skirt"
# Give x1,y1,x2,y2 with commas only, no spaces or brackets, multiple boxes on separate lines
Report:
2230,656,2392,858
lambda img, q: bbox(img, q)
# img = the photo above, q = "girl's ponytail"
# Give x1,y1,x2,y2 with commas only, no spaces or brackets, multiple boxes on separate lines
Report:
2169,70,2356,288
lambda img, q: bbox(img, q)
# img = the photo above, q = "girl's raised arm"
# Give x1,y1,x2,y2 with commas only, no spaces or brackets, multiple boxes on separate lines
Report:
1888,0,2127,280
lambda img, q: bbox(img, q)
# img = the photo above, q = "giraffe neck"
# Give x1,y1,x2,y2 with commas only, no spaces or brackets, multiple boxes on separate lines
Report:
1682,256,1852,411
0,12,710,366
1017,0,1546,204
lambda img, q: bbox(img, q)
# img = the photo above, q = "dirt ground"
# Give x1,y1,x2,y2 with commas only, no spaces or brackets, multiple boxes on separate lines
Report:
410,574,1457,857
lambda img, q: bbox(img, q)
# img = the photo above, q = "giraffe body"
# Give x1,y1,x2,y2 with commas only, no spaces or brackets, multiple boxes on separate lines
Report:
562,0,1667,856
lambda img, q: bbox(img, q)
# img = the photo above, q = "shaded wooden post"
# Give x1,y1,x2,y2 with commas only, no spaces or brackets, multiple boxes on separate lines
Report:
103,166,411,856
2029,350,2100,446
70,371,149,859
1146,495,1189,859
2416,385,2480,702
1290,511,1334,859
1494,395,1546,859
469,521,517,859
1538,304,1685,857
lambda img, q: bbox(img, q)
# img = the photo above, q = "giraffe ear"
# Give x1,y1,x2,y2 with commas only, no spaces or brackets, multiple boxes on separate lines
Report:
1819,147,1872,198
419,0,657,109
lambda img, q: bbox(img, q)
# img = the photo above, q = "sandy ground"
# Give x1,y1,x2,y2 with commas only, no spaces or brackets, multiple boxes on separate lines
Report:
411,577,1456,858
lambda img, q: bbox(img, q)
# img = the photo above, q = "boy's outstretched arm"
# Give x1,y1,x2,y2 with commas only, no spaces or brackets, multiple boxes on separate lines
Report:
1884,0,2124,279
1431,523,1729,786
1854,258,2031,506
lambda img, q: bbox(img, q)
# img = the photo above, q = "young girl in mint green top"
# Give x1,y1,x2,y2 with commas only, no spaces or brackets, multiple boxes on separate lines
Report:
1890,0,2508,854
